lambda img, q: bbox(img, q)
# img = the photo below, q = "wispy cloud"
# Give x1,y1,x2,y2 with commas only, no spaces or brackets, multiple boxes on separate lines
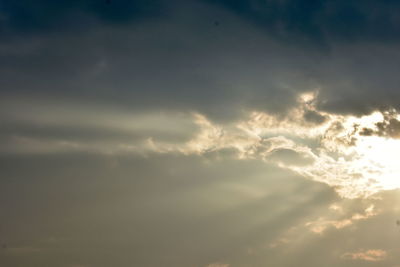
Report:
206,263,230,267
341,249,387,262
305,205,377,234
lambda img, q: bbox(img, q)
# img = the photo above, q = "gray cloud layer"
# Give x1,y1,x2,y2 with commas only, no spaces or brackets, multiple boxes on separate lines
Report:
2,0,400,121
2,153,400,267
2,1,400,266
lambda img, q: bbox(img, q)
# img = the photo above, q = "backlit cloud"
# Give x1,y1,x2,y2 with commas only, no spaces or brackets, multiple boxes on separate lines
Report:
2,1,400,266
341,249,387,262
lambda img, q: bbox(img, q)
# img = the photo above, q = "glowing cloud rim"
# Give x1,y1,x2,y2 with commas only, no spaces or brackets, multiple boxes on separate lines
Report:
151,92,400,199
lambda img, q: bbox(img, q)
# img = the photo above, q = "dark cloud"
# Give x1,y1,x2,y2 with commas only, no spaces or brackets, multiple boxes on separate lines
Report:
204,0,400,44
2,2,400,266
1,1,400,121
375,113,400,138
3,0,400,45
359,127,374,136
0,2,313,121
0,0,165,36
358,110,400,138
1,1,400,122
303,110,326,124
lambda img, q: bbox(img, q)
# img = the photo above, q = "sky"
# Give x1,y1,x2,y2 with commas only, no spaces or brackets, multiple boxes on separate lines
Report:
2,0,400,266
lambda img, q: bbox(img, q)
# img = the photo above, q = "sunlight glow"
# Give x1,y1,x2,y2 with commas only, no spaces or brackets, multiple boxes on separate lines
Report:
299,110,400,198
149,97,400,199
353,135,400,190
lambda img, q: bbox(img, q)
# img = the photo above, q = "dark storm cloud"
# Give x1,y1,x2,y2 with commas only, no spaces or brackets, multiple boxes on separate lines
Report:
1,0,400,122
0,0,313,122
4,0,400,43
205,0,400,44
0,0,164,35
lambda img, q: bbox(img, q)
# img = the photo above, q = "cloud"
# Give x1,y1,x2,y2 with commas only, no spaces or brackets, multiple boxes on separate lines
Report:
3,1,400,123
206,263,230,267
0,0,165,35
146,95,400,198
204,0,400,44
4,89,400,198
305,204,377,234
0,152,337,267
267,148,315,166
2,2,400,266
359,109,400,138
341,249,387,262
0,97,199,155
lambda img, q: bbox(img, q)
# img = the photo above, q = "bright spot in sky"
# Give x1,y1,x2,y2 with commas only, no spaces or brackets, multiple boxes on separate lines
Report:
354,135,400,191
300,110,400,198
179,109,400,198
